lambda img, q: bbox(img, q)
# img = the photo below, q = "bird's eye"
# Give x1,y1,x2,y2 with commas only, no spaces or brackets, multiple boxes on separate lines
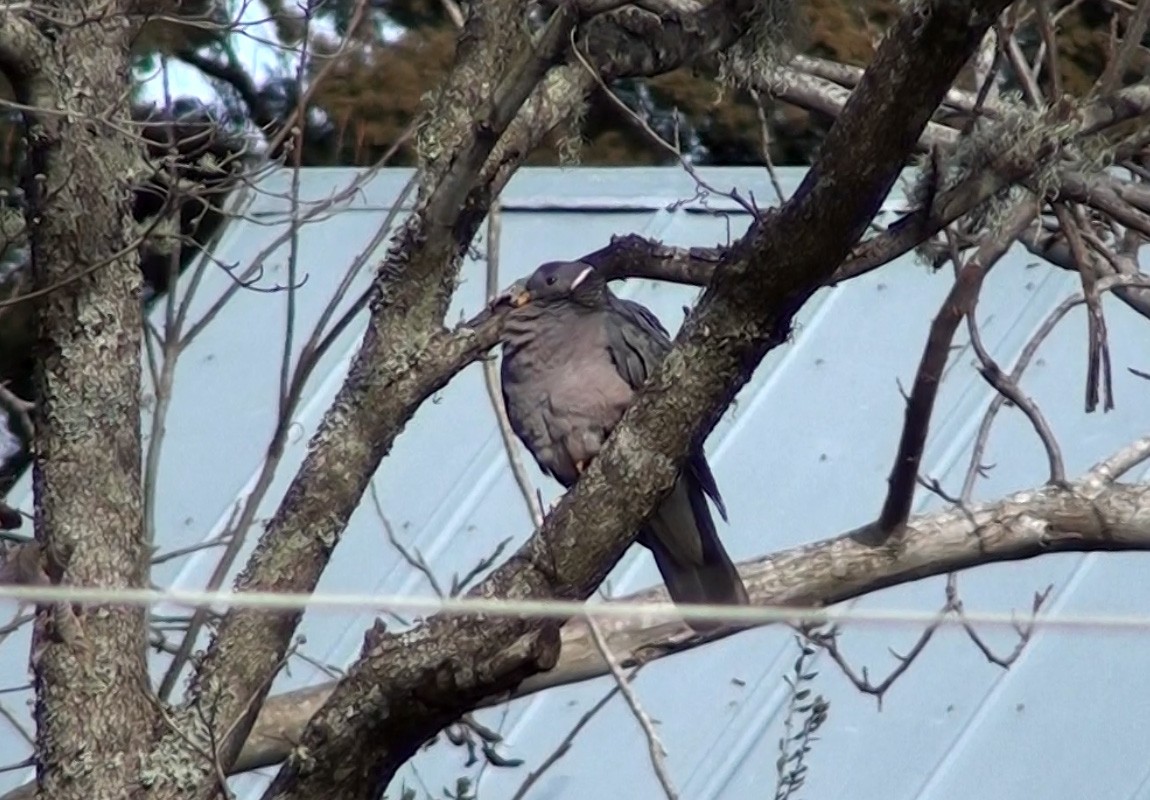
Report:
546,276,558,286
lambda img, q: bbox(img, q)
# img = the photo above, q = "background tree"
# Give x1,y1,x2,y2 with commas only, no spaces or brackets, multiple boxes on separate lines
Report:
0,0,1147,798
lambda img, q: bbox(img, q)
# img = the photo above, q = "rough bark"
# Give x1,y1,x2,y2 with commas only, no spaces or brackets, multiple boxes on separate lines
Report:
7,3,157,799
4,1,1140,798
138,5,578,790
255,1,1013,798
582,80,1150,291
136,3,768,795
164,474,1150,775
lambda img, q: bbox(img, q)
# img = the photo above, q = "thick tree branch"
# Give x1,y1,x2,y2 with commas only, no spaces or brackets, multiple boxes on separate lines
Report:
106,475,1150,779
144,0,753,785
140,6,583,793
581,0,753,79
175,48,278,135
135,2,772,794
0,15,47,90
259,2,1012,798
585,83,1150,292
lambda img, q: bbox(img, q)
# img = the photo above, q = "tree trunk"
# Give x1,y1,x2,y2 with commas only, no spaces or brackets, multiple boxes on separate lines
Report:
15,4,156,798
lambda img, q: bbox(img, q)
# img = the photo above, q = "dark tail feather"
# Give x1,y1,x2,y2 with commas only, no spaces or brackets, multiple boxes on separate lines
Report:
640,473,748,632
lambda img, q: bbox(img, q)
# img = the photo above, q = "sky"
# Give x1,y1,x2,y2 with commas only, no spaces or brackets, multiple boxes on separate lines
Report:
137,0,316,107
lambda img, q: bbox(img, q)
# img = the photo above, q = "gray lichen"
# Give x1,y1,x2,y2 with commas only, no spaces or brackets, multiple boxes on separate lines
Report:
717,0,799,92
907,91,1112,266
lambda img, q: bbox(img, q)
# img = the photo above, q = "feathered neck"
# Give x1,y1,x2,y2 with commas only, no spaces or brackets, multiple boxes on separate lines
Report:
501,298,595,353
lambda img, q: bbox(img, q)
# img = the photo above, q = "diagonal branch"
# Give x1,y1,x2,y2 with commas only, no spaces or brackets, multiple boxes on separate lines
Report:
146,2,761,794
44,476,1145,784
140,5,582,792
175,49,278,135
258,2,1015,797
875,201,1038,537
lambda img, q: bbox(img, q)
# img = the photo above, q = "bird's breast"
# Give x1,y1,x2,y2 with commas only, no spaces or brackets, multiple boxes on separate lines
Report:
501,332,633,424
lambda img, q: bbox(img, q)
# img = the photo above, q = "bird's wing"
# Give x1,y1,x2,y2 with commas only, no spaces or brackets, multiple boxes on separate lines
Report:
603,296,671,390
603,295,728,521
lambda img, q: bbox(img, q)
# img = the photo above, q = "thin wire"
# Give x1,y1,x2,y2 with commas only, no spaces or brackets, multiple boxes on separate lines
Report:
2,583,1150,634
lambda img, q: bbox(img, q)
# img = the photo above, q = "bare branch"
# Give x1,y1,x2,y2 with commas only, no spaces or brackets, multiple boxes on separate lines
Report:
876,202,1037,537
481,202,545,528
147,476,1150,778
956,584,1052,669
1054,203,1114,412
1089,435,1150,483
509,684,621,800
587,616,679,799
964,298,1067,488
586,85,1150,294
253,3,1017,795
805,608,947,709
175,48,277,135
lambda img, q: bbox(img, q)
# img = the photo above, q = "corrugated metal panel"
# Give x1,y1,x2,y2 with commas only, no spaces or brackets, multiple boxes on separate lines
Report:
0,167,1147,799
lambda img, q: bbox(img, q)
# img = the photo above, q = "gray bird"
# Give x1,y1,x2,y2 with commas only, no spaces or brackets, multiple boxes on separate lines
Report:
498,260,748,629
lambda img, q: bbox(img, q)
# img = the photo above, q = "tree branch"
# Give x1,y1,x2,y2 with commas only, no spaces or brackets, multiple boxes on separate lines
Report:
875,201,1038,537
581,0,753,80
259,1,1013,797
134,1,775,794
0,15,47,92
175,49,278,135
584,82,1150,293
142,5,591,792
37,476,1140,784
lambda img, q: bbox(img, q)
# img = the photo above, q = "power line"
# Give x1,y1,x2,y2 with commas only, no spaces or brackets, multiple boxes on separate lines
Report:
0,582,1146,634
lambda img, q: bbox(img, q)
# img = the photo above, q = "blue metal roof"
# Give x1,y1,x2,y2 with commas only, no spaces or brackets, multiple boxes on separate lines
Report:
1,166,1148,799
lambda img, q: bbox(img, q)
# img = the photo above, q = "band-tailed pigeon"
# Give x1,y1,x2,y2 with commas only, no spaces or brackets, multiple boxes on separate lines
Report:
499,260,748,629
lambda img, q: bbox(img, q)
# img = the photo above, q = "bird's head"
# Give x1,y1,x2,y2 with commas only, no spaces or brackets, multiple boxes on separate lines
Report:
508,261,606,309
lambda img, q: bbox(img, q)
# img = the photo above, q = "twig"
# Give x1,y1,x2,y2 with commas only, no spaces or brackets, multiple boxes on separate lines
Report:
570,31,762,220
876,202,1037,537
954,583,1052,668
950,230,1067,487
1088,435,1150,483
372,483,443,600
1054,203,1114,412
752,91,786,201
0,757,32,775
176,49,278,135
1031,0,1063,103
142,67,197,552
150,533,233,566
480,201,545,529
510,682,623,800
1002,25,1045,106
964,273,1150,499
587,615,679,800
450,537,514,596
802,607,949,711
0,701,31,745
